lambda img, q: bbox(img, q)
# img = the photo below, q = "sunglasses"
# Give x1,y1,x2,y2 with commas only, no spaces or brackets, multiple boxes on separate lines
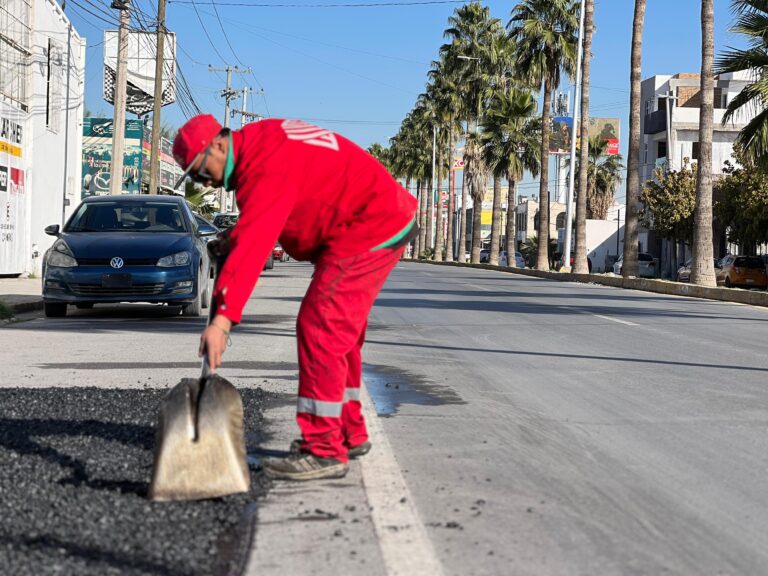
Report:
191,147,214,183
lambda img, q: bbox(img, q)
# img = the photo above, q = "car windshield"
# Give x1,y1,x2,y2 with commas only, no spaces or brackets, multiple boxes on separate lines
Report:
67,202,187,233
214,215,238,229
735,256,764,269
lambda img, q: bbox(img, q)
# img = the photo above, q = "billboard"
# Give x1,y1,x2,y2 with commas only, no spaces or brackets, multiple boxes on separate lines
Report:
141,128,184,192
550,116,620,156
589,117,620,155
81,118,143,198
0,103,27,274
103,31,176,116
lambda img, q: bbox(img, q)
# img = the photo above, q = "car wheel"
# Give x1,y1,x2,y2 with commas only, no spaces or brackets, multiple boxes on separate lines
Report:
725,277,732,288
75,303,94,310
264,254,274,270
201,267,214,310
182,272,203,317
44,302,67,318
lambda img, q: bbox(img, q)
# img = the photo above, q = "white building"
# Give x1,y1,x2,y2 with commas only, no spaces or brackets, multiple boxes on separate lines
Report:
0,0,85,275
639,71,756,276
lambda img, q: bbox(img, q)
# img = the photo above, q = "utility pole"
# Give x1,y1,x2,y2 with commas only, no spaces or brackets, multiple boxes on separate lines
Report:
148,0,166,195
232,87,264,127
109,0,130,196
562,0,586,270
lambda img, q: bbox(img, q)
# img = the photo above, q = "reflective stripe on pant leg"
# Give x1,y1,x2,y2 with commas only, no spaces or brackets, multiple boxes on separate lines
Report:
297,396,344,418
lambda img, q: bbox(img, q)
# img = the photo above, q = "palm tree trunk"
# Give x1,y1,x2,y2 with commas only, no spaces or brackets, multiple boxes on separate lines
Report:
506,179,517,267
445,127,455,262
434,148,445,261
417,180,427,258
471,188,483,263
691,0,716,287
404,177,414,258
536,78,553,271
426,176,434,258
458,145,470,263
574,0,594,275
622,0,646,277
489,176,502,265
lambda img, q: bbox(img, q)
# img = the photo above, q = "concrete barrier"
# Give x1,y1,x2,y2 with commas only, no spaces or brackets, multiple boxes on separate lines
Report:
402,258,768,308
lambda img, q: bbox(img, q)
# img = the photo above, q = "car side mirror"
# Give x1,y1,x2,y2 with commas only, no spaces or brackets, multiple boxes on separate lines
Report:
45,224,60,236
197,225,218,237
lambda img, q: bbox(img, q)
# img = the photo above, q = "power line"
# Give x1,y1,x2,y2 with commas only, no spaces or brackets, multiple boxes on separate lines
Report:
189,0,228,64
170,0,464,6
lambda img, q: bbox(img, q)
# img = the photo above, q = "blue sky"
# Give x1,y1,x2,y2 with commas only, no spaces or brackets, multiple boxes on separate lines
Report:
67,0,748,199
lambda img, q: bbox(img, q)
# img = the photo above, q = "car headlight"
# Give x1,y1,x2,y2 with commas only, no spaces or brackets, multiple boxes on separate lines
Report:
157,251,191,267
46,240,78,267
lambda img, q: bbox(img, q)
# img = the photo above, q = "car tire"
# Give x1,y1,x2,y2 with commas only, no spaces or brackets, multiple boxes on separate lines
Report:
182,272,203,317
264,254,274,270
44,302,67,318
725,277,732,288
201,267,213,310
76,303,94,310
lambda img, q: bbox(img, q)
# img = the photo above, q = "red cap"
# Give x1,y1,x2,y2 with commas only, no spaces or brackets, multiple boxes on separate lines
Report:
172,114,223,170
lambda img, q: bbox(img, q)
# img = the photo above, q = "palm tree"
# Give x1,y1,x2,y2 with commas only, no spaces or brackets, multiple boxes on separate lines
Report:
443,2,504,263
481,88,541,267
367,143,390,170
568,136,624,219
573,0,595,274
718,0,768,168
509,0,578,271
691,0,717,287
622,0,646,278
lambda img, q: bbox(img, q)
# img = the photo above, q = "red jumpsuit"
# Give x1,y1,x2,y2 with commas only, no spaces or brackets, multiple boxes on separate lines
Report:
213,119,417,463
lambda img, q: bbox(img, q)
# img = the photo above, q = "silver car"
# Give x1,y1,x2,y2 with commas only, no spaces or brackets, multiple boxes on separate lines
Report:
613,253,657,278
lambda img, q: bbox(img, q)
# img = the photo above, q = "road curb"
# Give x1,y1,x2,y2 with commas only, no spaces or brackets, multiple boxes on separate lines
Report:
401,259,768,309
0,296,44,317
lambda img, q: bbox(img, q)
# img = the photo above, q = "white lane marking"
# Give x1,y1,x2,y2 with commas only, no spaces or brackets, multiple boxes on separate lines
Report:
591,313,638,326
360,384,444,576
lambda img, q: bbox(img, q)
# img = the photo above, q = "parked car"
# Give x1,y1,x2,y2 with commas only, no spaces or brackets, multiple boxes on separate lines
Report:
42,195,216,318
212,213,238,230
613,253,657,278
716,255,768,289
273,243,289,262
556,252,593,273
479,249,490,263
675,257,721,283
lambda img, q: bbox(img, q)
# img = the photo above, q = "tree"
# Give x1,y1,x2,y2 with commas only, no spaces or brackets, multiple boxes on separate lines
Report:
715,153,768,251
367,143,390,170
509,0,578,271
622,0,646,278
573,0,595,274
690,0,717,286
481,88,541,267
568,136,624,220
718,0,768,168
185,181,218,218
639,160,697,272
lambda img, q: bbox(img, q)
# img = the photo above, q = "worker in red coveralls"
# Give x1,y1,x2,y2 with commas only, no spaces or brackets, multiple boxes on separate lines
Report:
172,115,417,481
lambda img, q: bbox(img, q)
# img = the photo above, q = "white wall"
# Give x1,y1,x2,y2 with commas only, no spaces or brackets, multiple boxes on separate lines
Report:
26,0,84,275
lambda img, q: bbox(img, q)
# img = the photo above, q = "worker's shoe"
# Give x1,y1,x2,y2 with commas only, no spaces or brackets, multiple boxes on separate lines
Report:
290,439,372,459
263,452,348,481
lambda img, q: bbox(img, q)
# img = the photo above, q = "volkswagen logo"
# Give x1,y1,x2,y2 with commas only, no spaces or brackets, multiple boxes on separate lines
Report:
110,257,124,269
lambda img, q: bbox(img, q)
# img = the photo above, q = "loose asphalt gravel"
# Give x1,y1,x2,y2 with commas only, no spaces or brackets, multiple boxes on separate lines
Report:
0,386,271,576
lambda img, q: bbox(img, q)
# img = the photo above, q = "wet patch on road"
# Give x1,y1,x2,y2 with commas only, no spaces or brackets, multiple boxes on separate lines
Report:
0,387,272,576
363,363,466,417
34,361,299,371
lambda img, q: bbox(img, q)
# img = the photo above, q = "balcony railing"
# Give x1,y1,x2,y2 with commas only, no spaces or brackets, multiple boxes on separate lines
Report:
644,109,667,134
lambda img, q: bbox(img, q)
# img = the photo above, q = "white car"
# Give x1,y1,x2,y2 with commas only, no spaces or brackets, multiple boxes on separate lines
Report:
499,251,526,268
613,253,657,278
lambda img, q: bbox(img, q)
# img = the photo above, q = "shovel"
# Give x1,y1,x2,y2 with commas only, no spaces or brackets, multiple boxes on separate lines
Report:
148,250,250,502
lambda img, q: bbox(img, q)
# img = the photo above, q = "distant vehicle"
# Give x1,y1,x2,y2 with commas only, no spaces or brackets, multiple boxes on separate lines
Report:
212,213,238,230
675,257,721,283
557,252,593,273
613,253,656,278
42,195,216,318
716,255,768,289
273,243,289,262
479,249,524,267
479,249,491,263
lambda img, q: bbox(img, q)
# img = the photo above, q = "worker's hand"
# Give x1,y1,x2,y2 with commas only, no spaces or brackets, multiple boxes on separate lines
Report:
199,315,232,371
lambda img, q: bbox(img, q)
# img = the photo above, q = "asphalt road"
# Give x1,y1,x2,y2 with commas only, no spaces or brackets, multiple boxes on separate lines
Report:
364,262,768,575
3,260,768,575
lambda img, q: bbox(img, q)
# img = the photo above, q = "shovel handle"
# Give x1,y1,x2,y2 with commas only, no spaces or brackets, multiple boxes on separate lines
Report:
200,251,226,378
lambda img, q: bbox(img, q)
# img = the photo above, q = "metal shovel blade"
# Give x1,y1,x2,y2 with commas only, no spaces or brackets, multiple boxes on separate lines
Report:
148,375,251,501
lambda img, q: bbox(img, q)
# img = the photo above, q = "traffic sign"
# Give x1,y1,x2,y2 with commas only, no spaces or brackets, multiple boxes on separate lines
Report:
452,158,465,171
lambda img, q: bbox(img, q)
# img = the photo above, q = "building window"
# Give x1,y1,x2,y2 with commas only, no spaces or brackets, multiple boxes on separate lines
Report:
657,141,667,159
692,141,700,160
645,99,651,116
644,143,648,163
0,0,32,109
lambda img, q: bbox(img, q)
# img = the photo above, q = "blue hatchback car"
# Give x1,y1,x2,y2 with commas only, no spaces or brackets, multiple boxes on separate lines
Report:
42,195,218,318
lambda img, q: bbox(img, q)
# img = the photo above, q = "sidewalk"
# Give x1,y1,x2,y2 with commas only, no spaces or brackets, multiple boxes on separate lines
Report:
0,277,43,317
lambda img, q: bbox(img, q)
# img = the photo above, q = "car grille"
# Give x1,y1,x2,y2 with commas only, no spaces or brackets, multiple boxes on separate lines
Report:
77,258,159,266
70,283,165,296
